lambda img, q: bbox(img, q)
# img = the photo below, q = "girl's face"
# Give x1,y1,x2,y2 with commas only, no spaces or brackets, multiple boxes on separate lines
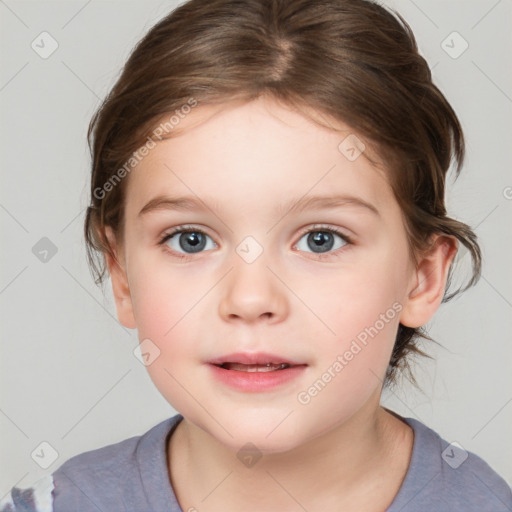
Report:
112,97,419,452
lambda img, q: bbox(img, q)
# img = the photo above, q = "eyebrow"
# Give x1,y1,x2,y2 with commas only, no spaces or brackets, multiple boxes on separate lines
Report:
138,193,380,218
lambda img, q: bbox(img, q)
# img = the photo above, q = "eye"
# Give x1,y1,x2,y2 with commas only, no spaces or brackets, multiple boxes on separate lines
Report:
159,226,217,256
295,226,351,257
158,224,352,260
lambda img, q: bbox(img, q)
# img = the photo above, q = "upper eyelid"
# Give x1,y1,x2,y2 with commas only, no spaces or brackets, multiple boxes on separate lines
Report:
299,224,350,235
160,224,352,245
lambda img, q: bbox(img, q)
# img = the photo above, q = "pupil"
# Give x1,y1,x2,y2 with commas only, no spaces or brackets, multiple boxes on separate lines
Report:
308,231,334,253
180,232,206,253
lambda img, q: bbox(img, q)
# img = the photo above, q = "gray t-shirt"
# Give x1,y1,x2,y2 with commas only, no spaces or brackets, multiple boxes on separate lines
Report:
2,413,511,511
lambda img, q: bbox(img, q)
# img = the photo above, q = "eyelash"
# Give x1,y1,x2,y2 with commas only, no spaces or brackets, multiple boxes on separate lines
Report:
158,224,353,261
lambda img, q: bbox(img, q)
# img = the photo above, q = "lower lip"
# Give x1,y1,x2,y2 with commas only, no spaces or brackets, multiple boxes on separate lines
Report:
207,364,307,392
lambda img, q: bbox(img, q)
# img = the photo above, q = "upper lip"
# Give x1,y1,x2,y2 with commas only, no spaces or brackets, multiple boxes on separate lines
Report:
207,352,306,366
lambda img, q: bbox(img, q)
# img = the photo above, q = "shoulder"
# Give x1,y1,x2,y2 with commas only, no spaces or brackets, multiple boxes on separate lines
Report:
1,414,183,512
51,414,181,511
389,416,512,512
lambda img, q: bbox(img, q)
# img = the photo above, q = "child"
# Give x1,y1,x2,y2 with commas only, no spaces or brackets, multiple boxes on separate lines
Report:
2,0,511,510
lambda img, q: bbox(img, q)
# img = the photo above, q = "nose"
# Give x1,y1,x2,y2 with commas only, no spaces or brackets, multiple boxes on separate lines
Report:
218,254,289,324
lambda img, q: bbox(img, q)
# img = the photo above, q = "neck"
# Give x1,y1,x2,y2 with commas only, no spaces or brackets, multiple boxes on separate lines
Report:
167,394,413,511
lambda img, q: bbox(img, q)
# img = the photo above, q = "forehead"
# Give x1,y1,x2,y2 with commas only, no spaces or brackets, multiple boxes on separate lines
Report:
124,97,392,219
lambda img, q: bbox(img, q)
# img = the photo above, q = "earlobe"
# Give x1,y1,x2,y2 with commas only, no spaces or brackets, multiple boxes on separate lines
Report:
105,227,137,329
400,235,458,328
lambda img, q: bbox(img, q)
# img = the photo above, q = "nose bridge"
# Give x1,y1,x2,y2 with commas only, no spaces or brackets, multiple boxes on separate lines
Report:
218,236,288,323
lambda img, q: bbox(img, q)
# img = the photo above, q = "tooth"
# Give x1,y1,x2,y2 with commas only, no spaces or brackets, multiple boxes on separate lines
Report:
223,363,289,372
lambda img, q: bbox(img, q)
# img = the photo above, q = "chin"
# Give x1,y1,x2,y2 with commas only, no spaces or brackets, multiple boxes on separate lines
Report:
204,410,308,454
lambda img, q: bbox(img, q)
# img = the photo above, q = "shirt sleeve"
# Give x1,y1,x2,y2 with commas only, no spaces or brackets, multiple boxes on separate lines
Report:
0,475,54,512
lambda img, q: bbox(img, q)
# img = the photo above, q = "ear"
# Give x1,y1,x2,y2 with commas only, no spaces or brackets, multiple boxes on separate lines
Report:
105,227,137,329
400,234,458,328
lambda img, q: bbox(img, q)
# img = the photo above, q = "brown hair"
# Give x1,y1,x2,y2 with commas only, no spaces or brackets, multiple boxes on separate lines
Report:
84,0,481,386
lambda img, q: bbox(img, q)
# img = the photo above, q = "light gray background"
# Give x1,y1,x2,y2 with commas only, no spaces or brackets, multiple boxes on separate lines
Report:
1,0,511,496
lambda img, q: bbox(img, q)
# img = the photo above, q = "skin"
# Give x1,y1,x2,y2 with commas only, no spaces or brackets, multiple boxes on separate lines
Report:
106,96,457,511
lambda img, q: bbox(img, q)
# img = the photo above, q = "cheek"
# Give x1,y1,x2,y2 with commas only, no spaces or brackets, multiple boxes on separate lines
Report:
295,302,399,430
296,256,402,341
126,252,219,346
293,257,402,393
127,264,208,412
128,251,210,341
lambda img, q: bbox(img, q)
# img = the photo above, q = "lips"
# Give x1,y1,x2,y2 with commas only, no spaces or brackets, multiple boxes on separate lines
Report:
207,352,306,372
208,353,308,392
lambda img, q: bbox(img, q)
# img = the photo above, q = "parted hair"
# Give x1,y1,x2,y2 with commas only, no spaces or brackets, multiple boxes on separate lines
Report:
84,0,481,386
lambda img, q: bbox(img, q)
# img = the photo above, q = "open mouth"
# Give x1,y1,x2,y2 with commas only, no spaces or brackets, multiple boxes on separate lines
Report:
208,355,308,390
213,362,293,372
